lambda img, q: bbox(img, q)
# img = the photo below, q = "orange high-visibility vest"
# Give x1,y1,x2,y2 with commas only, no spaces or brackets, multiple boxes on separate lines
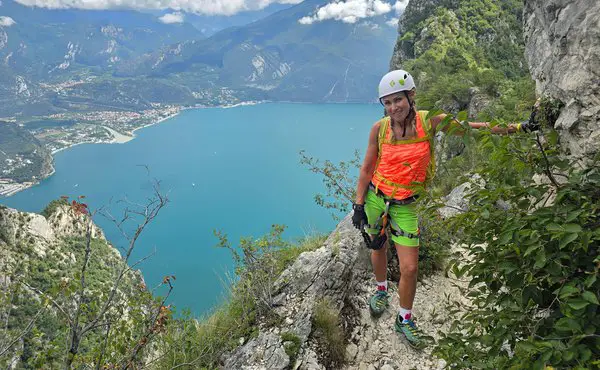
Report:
371,110,435,200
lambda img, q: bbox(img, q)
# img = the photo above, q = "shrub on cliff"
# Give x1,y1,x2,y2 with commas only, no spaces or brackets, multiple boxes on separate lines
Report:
433,113,599,368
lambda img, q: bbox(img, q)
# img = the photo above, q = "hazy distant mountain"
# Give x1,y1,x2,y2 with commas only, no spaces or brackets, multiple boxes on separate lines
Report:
0,0,201,76
179,3,295,36
0,0,203,116
0,0,398,117
119,0,398,103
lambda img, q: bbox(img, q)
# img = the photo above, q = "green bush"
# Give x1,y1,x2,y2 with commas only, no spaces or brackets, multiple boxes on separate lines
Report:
416,209,452,277
281,332,302,364
433,124,600,368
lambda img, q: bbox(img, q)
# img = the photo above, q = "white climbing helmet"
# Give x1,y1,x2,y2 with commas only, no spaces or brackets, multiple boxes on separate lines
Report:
378,69,416,100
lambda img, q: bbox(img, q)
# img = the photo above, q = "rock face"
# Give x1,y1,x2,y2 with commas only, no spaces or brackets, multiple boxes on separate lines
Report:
0,204,113,267
222,215,467,369
46,205,106,241
523,0,600,165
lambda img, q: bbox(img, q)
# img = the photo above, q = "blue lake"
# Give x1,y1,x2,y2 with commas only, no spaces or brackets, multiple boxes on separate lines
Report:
1,103,382,316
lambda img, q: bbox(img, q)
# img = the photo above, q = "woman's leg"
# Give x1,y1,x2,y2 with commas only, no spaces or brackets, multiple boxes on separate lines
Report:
394,243,426,347
364,190,387,282
394,244,419,309
371,239,389,283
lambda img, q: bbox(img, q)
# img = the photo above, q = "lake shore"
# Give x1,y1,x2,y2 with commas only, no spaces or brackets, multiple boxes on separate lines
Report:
1,107,186,198
1,101,270,198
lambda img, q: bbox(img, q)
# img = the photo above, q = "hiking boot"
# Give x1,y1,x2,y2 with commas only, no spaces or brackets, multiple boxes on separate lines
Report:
395,314,426,349
369,290,389,317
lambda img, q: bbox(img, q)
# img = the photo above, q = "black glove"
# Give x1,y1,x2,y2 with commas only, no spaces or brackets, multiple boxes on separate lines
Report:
352,203,368,230
521,100,541,132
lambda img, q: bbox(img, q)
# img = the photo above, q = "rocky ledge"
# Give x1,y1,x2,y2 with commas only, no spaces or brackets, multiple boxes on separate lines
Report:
222,215,468,370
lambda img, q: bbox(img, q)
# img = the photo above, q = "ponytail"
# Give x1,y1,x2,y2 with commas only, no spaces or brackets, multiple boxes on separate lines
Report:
402,91,417,137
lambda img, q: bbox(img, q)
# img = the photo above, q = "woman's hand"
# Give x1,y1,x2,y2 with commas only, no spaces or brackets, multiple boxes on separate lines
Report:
352,203,368,230
520,99,542,132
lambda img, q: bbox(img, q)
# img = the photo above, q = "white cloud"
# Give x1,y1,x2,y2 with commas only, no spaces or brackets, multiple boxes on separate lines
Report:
14,0,303,16
386,17,398,27
0,16,15,26
159,12,184,24
393,0,408,13
299,0,408,25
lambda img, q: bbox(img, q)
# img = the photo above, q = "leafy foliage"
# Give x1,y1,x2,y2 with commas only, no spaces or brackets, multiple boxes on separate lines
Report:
432,116,600,368
397,0,533,120
299,149,361,219
0,234,146,368
0,191,173,369
215,224,290,315
40,198,69,219
281,331,302,364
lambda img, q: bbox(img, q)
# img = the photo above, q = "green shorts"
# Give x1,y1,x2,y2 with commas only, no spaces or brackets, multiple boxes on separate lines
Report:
364,190,420,247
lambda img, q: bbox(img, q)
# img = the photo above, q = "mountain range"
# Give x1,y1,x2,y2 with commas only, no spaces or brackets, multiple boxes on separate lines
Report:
0,0,399,118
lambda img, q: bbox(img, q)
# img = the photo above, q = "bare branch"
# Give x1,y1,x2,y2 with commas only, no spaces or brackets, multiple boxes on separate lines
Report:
535,133,560,188
82,181,168,337
95,323,111,370
129,250,157,271
100,208,131,246
65,215,95,367
119,281,174,370
53,176,169,367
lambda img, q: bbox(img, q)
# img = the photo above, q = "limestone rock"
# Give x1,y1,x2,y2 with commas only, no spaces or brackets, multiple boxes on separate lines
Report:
26,213,56,242
524,0,600,165
0,207,56,257
468,87,493,119
46,205,106,241
438,175,484,219
223,331,290,370
438,181,472,219
222,214,469,369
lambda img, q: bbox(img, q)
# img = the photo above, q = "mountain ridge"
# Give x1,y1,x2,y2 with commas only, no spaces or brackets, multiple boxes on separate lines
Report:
0,0,399,119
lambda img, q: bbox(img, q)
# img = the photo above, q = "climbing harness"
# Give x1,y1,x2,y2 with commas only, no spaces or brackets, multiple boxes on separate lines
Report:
363,195,421,250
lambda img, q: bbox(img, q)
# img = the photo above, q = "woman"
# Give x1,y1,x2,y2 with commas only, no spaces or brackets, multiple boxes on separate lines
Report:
351,69,537,348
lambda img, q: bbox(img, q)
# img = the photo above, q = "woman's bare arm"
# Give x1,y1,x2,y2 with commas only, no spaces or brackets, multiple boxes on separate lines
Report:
355,122,380,204
430,113,520,135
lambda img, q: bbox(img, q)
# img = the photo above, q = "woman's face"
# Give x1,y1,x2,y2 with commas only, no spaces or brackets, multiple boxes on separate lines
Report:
381,91,413,121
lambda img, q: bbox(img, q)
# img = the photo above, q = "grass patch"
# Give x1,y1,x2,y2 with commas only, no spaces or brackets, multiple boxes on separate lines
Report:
281,332,301,365
312,298,345,368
